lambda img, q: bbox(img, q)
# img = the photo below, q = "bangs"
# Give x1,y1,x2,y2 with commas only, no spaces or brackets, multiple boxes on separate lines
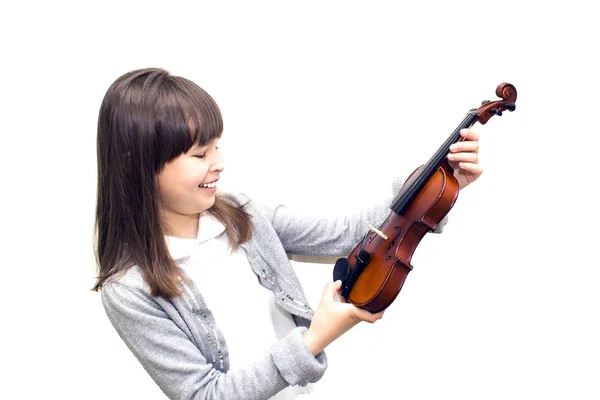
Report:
155,76,223,168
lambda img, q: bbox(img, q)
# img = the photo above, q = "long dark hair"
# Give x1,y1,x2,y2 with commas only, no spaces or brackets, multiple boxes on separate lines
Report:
93,68,252,297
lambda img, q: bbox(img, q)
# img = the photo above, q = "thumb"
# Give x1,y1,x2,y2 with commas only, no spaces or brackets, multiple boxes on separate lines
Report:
321,280,342,302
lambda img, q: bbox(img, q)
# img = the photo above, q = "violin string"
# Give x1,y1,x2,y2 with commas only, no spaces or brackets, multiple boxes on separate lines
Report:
390,113,477,213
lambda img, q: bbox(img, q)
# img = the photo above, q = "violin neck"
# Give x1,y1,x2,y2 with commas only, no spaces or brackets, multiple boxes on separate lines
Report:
390,111,478,215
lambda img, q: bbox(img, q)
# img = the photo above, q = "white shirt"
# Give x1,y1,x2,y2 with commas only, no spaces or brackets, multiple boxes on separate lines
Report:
166,213,316,399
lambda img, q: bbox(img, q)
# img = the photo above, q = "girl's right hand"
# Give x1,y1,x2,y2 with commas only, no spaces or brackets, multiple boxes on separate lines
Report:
302,280,384,355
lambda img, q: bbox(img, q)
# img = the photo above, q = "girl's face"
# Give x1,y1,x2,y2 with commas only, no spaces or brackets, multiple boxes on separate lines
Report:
156,138,223,227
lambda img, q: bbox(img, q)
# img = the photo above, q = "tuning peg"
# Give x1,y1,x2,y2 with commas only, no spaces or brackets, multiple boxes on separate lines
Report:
481,100,490,105
491,109,503,116
505,102,516,112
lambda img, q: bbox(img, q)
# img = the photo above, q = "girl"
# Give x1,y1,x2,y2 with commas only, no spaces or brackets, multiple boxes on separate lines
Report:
93,68,482,400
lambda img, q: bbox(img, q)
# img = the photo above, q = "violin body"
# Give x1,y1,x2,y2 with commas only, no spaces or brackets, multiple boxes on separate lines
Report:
333,83,517,312
346,163,458,313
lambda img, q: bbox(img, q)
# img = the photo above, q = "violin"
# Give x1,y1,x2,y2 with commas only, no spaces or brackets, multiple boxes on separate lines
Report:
333,83,517,313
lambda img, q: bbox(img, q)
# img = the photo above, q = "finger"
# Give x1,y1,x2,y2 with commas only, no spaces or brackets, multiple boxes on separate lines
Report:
332,280,343,291
449,140,479,153
322,280,343,302
373,311,385,320
336,289,349,304
460,128,479,141
456,162,483,176
353,307,384,323
447,152,478,163
333,281,350,303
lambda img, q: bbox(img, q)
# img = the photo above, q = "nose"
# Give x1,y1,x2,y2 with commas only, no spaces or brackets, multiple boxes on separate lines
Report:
209,151,224,173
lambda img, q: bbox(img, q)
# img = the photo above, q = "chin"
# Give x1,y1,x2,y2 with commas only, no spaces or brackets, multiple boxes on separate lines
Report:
203,197,217,211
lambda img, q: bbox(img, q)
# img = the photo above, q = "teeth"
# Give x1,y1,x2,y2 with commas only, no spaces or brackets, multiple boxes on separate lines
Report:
200,182,216,188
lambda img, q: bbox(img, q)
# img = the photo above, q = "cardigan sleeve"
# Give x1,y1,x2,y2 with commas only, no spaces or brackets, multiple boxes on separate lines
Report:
101,281,327,400
260,176,447,256
264,198,391,256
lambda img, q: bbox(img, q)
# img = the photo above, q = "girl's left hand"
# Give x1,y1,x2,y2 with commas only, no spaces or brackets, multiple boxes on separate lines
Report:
447,128,483,190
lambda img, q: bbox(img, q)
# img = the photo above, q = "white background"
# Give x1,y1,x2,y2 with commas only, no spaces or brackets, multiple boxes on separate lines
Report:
2,1,599,399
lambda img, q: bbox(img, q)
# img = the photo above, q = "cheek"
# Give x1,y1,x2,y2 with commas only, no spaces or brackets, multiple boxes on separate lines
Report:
157,159,207,200
156,169,185,203
156,176,175,207
182,167,204,188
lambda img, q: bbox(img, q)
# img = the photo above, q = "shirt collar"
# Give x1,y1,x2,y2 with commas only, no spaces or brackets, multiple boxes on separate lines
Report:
166,213,226,260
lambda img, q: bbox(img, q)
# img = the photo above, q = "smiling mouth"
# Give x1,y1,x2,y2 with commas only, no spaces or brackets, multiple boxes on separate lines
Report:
199,181,217,188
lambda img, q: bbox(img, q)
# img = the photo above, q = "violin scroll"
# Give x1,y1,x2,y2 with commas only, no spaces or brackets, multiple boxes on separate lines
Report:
475,83,517,124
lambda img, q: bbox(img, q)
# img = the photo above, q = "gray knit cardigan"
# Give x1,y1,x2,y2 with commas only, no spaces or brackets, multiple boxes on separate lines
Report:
101,183,447,400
